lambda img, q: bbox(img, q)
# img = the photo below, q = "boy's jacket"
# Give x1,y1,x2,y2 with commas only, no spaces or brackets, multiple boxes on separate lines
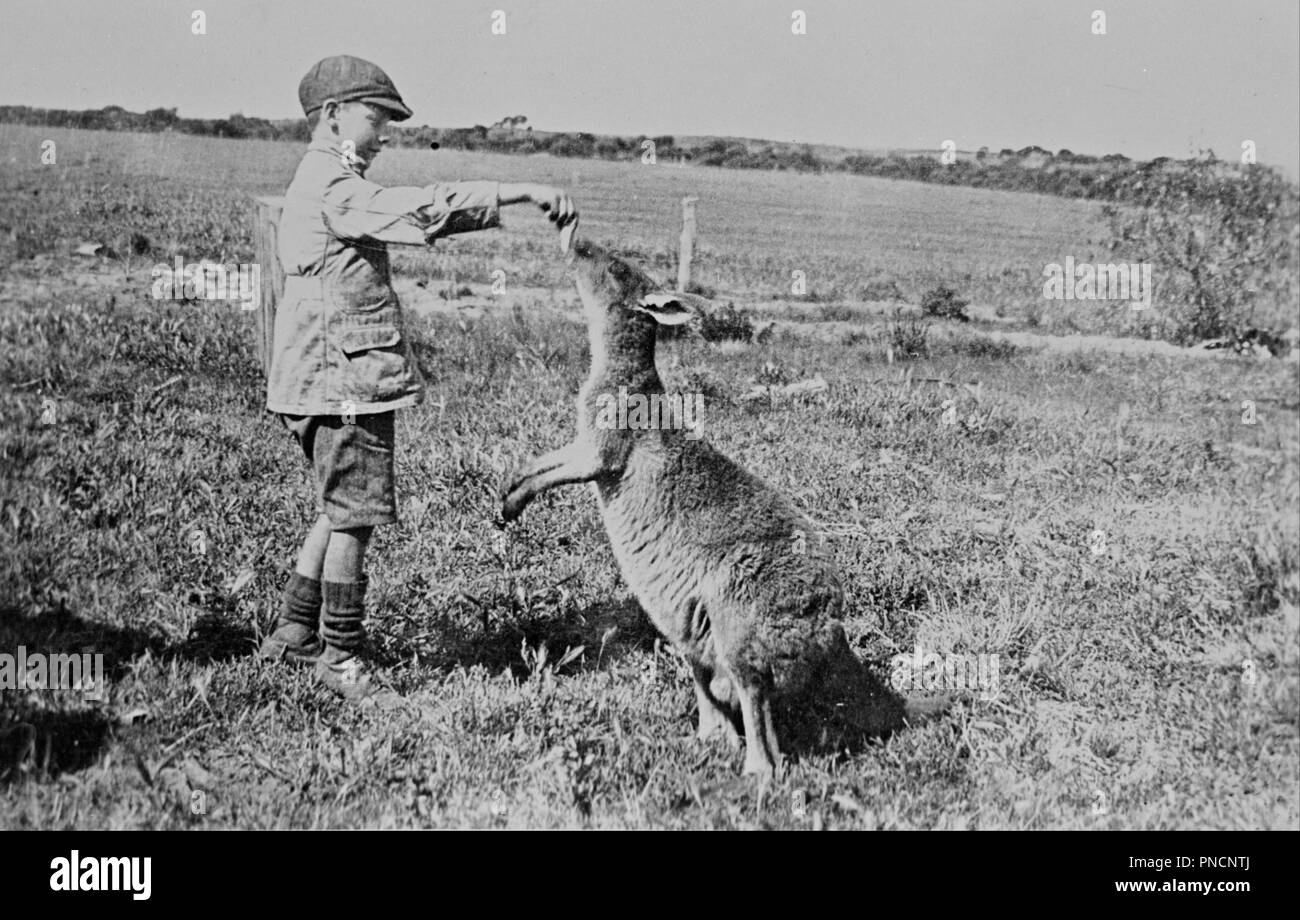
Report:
267,136,500,415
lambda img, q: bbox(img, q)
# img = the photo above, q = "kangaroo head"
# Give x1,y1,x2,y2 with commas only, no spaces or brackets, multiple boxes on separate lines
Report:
568,237,712,363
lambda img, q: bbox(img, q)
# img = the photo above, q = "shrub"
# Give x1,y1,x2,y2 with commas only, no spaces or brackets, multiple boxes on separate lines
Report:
1102,153,1300,343
920,285,971,322
547,133,596,158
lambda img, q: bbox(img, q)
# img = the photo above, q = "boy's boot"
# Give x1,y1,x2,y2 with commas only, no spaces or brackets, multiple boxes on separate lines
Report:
316,577,374,700
258,572,324,664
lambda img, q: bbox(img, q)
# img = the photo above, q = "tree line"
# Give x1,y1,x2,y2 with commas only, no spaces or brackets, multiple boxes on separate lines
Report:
5,103,1294,209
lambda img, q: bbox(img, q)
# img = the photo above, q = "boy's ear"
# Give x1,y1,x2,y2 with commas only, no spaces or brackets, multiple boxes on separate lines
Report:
635,291,711,325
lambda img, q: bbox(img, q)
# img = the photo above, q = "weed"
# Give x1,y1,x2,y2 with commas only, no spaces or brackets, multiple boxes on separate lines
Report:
858,277,904,302
887,309,931,359
947,337,1020,360
699,302,755,343
817,303,861,322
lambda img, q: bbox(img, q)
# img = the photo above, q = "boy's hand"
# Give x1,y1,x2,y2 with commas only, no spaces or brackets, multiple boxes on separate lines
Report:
499,183,578,228
531,185,577,228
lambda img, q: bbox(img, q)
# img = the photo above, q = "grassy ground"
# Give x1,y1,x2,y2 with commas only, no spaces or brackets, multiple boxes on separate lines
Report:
1,126,1297,828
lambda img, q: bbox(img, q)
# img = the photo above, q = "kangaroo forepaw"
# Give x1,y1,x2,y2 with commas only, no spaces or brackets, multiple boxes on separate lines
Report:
500,488,531,523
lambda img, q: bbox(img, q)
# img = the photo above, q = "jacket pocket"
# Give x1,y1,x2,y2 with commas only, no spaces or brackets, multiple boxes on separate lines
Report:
332,320,415,404
337,322,402,357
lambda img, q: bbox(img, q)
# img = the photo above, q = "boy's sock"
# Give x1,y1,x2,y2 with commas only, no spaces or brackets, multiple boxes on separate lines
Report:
320,576,368,653
282,572,324,628
258,572,324,664
317,577,374,699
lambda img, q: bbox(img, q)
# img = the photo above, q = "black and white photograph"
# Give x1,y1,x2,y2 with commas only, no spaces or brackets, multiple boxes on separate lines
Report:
1,0,1297,847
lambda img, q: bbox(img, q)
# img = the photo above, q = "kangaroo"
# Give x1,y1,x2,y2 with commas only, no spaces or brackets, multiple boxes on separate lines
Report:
501,238,908,777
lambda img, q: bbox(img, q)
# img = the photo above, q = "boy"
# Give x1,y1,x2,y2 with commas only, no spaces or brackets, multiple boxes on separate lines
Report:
259,55,576,699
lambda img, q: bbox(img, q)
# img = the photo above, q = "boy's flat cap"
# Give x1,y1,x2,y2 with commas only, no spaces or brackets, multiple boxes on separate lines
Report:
299,55,414,121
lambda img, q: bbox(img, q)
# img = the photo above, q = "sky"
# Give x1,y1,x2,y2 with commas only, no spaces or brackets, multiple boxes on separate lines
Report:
3,0,1298,174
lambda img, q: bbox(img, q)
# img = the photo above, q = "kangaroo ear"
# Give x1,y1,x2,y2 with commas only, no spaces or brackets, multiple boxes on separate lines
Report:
635,291,711,325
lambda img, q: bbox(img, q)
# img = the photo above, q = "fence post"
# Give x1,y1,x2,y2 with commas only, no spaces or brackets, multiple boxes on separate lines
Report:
252,196,285,377
678,196,698,292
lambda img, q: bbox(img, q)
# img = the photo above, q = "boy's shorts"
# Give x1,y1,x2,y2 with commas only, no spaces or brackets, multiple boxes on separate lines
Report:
280,412,397,529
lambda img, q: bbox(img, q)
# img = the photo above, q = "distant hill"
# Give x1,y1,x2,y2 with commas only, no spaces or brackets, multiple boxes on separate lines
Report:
1,104,1290,205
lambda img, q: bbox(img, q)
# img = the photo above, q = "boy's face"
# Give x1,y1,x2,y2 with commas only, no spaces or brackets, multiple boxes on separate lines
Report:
325,100,392,172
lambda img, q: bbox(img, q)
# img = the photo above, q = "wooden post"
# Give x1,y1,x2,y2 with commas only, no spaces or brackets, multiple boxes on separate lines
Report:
677,196,698,292
252,196,286,377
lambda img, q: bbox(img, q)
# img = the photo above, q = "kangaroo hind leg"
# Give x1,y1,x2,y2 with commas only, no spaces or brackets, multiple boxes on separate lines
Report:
691,662,741,749
723,663,782,778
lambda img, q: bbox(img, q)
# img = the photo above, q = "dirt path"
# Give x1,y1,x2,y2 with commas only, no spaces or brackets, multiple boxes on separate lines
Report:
395,279,1298,361
4,259,1295,364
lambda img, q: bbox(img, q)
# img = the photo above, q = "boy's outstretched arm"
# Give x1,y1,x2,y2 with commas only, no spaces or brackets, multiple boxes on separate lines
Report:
319,174,576,245
423,181,576,241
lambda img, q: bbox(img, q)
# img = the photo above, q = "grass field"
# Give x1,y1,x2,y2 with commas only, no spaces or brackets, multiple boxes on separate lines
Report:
2,125,1114,317
1,124,1298,828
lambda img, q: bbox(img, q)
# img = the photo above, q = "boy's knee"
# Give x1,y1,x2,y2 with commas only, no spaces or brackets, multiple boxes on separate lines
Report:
336,525,374,543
